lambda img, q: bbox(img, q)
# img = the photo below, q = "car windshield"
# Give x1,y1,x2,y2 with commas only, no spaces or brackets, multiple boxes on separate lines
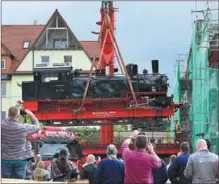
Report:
38,139,71,161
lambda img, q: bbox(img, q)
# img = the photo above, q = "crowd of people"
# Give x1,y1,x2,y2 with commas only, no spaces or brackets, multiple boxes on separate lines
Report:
1,106,219,183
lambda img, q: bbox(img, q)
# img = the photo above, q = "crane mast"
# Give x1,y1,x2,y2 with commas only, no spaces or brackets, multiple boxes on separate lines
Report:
98,1,115,76
98,1,115,145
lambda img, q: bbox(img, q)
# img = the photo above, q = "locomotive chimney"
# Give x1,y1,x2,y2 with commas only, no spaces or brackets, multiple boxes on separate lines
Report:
151,60,159,74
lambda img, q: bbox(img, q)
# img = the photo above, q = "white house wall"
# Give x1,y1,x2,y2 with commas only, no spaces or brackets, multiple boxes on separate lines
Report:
11,75,34,99
16,51,33,71
34,50,91,70
1,75,33,114
2,80,12,113
17,50,92,71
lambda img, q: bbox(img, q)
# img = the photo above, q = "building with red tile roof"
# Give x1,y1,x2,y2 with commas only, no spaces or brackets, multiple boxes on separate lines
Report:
1,9,100,119
2,25,45,72
1,25,99,73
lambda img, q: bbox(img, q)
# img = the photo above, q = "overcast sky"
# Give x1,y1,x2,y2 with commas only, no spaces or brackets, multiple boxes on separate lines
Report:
2,1,212,94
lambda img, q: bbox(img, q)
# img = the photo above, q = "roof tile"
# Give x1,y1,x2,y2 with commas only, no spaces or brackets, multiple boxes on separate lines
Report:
2,25,44,71
80,41,100,58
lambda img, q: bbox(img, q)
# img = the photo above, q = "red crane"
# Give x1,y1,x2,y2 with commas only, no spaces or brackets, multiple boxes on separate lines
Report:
21,1,181,157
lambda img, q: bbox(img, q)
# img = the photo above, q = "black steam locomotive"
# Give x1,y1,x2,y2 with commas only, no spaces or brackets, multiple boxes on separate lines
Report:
22,60,169,102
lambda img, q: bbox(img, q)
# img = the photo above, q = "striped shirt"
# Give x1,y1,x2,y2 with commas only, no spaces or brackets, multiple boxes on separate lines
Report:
1,118,40,160
24,141,34,160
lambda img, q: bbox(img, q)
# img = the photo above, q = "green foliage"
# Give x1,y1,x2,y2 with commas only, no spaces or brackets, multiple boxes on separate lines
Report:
114,125,127,132
15,103,22,108
66,126,128,144
132,119,170,132
113,125,128,144
18,116,31,124
67,127,100,144
17,116,43,127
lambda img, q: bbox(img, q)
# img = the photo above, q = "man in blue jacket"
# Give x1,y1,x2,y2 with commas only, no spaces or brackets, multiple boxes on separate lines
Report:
94,144,124,184
151,144,168,184
168,142,192,184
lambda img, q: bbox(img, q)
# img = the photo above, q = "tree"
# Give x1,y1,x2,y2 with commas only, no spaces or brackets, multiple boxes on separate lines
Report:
66,126,129,144
67,127,100,144
114,125,127,132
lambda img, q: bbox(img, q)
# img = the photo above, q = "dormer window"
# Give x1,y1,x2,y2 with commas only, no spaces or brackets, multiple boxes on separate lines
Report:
23,41,30,49
53,39,67,49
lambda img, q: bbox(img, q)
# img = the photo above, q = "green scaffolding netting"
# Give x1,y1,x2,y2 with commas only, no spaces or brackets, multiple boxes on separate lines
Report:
171,9,219,154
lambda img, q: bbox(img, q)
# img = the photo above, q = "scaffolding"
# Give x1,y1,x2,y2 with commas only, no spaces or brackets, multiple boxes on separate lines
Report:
172,6,219,154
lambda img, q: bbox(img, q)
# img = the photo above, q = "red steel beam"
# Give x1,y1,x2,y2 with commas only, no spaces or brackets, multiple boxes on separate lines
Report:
30,107,175,121
101,120,114,145
82,144,181,155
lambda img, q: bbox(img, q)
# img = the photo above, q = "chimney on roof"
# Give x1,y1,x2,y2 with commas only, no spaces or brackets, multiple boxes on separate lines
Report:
34,20,37,25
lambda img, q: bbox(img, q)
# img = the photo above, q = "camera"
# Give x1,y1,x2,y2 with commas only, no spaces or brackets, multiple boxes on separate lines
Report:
20,109,27,116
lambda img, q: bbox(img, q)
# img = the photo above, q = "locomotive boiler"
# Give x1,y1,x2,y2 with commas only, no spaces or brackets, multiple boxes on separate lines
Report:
22,60,171,108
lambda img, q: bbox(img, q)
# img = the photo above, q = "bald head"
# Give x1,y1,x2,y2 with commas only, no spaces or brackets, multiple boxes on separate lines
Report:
86,154,95,164
35,154,41,161
196,139,208,151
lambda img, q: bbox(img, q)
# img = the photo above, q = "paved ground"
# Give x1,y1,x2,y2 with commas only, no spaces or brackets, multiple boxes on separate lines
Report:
2,178,89,183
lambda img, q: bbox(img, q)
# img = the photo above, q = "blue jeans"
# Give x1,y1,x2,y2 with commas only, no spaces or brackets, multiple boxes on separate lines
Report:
1,160,27,179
